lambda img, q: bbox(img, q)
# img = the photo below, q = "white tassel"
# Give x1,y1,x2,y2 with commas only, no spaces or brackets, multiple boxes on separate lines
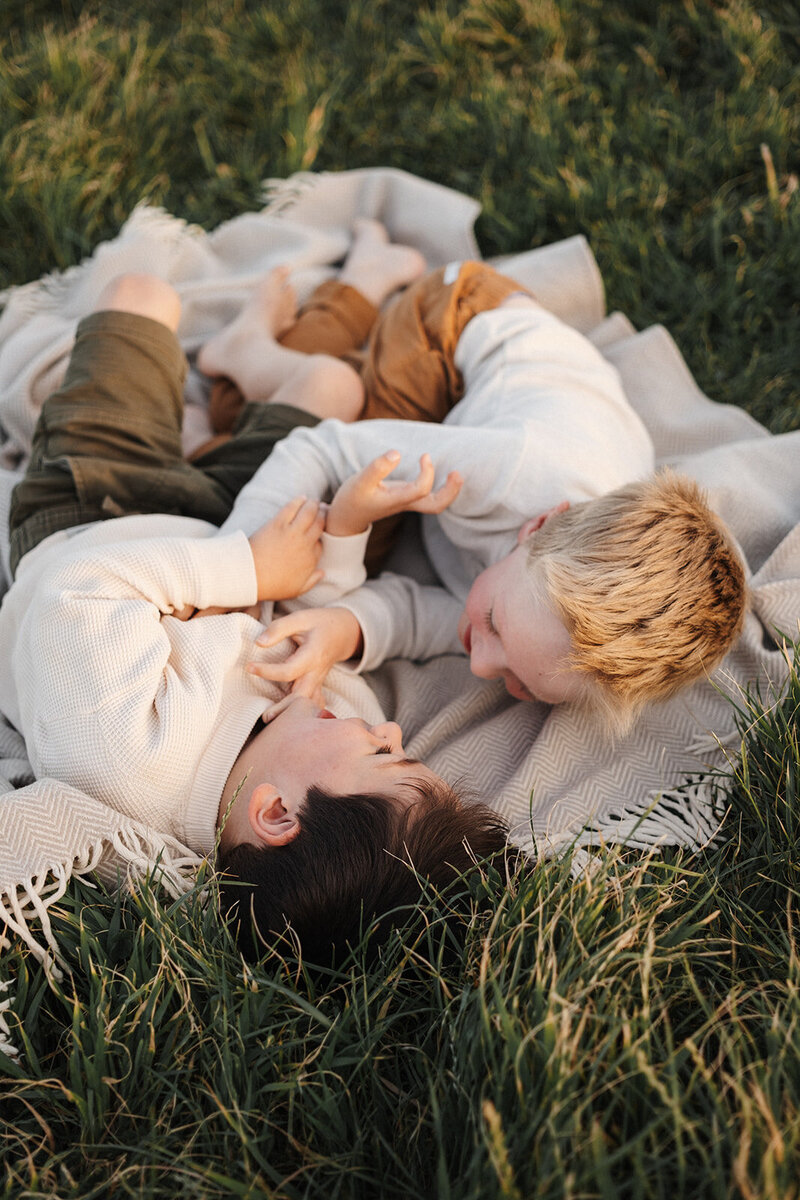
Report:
0,826,203,1064
537,778,726,864
110,827,203,898
260,171,319,214
0,977,20,1060
579,779,725,852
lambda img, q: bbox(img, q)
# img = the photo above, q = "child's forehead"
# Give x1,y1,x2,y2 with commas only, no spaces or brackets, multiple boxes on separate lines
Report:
497,559,568,644
496,546,547,604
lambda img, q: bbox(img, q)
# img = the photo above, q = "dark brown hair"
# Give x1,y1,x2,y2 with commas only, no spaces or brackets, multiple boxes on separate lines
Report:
217,780,509,963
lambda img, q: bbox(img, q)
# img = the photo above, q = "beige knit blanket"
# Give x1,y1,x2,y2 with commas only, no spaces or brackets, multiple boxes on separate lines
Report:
0,169,798,1052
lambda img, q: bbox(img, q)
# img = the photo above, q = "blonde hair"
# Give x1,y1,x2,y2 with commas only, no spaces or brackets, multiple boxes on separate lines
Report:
527,471,747,732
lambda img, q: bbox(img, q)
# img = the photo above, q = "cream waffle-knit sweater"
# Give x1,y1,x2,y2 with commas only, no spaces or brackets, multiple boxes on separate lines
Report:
221,300,655,670
0,513,369,856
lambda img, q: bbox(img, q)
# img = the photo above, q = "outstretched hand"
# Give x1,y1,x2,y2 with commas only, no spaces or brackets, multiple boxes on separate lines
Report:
248,496,325,601
326,451,462,537
248,606,363,703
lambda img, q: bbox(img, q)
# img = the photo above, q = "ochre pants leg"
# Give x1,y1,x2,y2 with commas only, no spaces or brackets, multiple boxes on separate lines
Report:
358,262,528,424
196,263,528,573
360,262,528,570
204,281,378,438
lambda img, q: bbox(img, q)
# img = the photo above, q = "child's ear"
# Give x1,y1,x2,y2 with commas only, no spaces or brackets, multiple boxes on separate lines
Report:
247,783,301,847
517,501,570,545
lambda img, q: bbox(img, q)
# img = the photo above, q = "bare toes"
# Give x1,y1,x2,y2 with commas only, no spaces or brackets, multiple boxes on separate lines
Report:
352,217,389,245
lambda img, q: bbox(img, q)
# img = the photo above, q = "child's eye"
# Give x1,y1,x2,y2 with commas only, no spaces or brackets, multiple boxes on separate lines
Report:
375,744,393,755
484,608,497,635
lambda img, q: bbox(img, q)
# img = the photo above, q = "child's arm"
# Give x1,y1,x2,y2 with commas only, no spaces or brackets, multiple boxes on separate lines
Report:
10,501,324,804
175,496,326,619
248,449,461,616
10,529,260,798
219,426,441,613
247,495,325,600
325,450,462,537
247,453,463,699
249,576,464,700
219,419,465,541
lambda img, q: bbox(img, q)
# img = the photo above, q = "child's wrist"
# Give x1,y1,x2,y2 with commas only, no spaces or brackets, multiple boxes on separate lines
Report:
326,510,369,538
333,607,364,659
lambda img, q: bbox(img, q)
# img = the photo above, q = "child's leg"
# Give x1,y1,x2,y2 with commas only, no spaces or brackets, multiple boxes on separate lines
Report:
198,220,426,439
358,261,529,425
281,220,426,357
198,275,377,448
357,262,529,573
197,267,365,421
94,271,182,330
10,275,231,575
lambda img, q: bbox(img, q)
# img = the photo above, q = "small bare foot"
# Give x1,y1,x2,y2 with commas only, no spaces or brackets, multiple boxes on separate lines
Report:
339,218,426,307
197,266,297,380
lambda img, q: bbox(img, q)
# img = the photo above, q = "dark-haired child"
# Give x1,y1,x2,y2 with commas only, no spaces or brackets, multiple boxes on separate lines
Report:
0,248,508,963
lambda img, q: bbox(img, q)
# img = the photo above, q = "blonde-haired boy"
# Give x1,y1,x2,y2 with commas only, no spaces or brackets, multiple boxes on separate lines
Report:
459,471,747,732
203,257,747,735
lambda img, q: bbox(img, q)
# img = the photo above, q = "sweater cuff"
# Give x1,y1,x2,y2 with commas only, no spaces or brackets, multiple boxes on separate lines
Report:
194,532,258,609
320,528,370,584
296,528,371,608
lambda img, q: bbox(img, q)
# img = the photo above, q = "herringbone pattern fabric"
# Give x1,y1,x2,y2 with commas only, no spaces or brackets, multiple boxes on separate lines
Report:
0,168,797,966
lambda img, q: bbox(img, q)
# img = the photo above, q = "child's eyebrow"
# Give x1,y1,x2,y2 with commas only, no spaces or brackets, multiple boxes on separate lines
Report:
380,756,423,768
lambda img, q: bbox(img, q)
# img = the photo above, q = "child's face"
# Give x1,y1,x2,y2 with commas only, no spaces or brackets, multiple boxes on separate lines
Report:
255,695,442,803
458,545,584,705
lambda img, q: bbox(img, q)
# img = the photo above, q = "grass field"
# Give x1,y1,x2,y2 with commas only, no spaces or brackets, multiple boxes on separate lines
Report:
2,2,800,1196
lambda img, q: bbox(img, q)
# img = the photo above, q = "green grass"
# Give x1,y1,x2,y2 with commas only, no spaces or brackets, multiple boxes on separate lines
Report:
3,659,800,1199
1,1,800,1195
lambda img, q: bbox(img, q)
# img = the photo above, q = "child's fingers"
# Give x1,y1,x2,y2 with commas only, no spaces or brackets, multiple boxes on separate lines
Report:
411,453,435,493
381,454,434,504
410,470,463,513
278,494,308,523
430,470,463,508
362,450,401,483
289,672,325,702
262,693,295,723
292,498,324,531
256,611,308,647
248,653,308,682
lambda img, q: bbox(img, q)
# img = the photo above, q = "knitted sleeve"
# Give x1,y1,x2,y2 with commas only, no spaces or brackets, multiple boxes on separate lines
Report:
11,532,258,813
333,573,464,671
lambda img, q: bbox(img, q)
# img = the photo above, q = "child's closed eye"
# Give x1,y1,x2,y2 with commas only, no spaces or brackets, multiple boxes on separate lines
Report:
484,609,497,634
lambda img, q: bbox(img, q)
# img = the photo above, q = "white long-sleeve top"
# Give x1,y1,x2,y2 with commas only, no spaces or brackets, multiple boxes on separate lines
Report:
0,514,370,854
221,302,655,670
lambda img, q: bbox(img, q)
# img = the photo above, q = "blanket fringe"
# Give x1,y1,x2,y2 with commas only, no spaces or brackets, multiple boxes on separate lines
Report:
0,824,203,1061
536,776,726,864
260,171,320,214
107,826,204,896
0,205,200,316
0,978,17,1060
583,777,725,849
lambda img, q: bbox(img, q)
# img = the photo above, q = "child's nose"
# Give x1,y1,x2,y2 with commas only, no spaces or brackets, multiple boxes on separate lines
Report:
469,637,503,681
370,721,403,751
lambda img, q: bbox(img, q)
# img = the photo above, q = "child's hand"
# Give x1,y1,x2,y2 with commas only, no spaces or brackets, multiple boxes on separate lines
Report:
248,496,325,601
326,451,463,537
248,607,363,703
